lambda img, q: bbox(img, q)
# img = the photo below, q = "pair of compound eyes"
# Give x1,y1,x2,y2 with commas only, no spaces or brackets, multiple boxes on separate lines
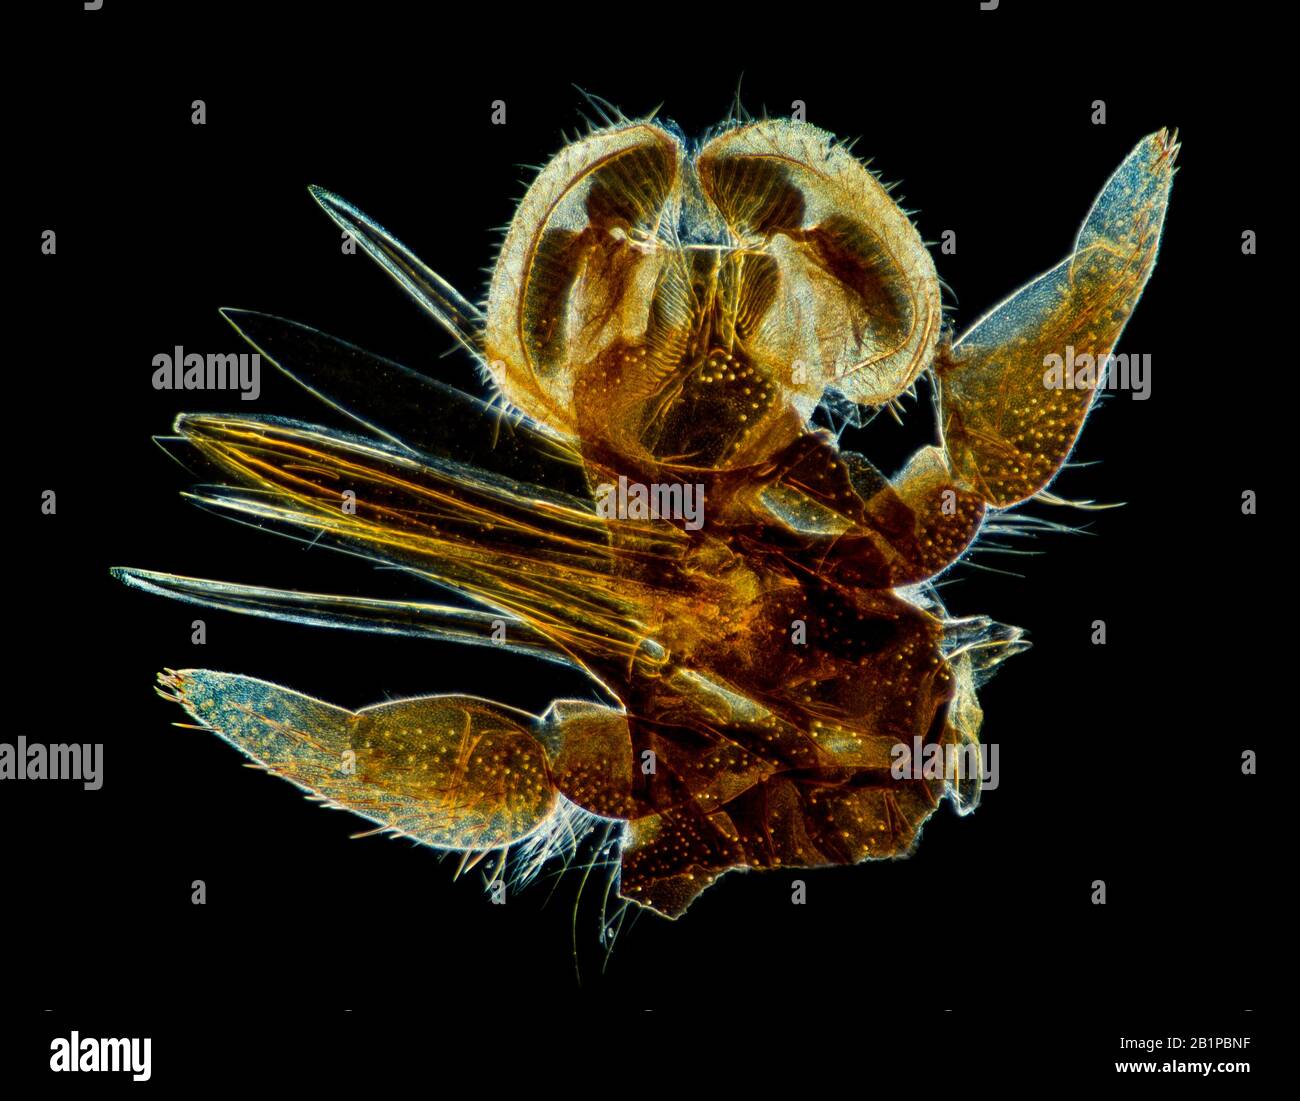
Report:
483,119,941,471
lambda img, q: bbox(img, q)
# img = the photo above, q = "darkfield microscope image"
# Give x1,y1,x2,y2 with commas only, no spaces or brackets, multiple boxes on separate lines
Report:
113,110,1176,921
10,3,1279,1078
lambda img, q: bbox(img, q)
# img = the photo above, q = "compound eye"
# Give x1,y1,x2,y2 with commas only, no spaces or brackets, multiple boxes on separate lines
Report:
485,124,683,435
696,120,941,408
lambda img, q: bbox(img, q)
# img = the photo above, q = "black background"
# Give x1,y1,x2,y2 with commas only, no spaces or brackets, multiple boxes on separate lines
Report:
9,0,1279,1030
